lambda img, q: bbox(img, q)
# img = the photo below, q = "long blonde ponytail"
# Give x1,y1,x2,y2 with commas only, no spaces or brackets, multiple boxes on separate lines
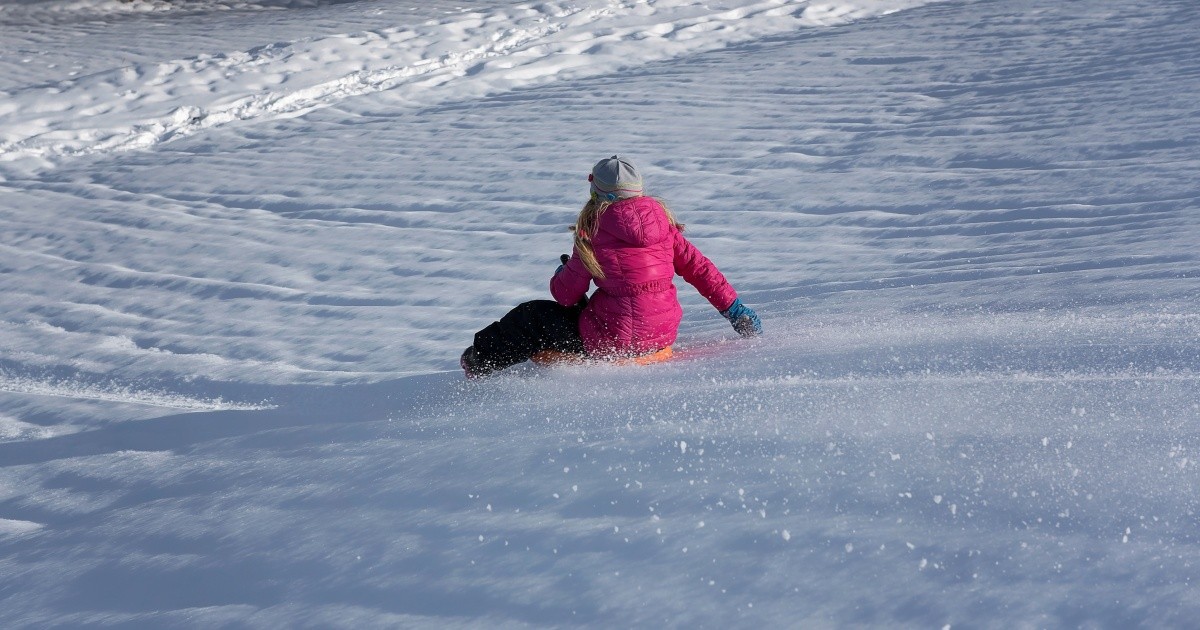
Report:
571,197,609,280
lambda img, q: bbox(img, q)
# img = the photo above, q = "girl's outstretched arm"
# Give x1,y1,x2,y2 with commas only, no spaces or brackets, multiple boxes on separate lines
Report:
674,229,763,337
550,247,592,306
672,229,738,311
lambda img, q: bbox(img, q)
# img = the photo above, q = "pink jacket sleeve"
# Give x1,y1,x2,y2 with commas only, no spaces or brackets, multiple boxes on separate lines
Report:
550,246,592,306
672,229,738,312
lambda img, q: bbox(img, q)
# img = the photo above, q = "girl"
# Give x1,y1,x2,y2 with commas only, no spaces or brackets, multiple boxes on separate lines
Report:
461,155,761,378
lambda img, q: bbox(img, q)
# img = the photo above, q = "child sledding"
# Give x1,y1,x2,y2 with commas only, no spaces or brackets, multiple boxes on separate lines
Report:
462,155,761,378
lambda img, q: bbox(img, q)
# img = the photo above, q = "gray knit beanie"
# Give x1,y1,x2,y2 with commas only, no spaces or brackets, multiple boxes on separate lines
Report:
589,155,644,201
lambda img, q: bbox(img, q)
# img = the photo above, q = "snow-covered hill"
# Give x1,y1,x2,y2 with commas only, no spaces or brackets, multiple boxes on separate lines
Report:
1,0,1198,626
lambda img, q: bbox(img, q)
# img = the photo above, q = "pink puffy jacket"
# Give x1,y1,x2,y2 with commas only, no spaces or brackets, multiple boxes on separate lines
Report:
550,196,738,356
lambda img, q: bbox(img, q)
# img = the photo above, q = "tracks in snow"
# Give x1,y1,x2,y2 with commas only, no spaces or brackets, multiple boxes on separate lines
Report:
0,0,941,172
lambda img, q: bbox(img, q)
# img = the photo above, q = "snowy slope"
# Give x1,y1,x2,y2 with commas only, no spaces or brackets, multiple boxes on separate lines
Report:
2,0,1199,627
0,0,925,171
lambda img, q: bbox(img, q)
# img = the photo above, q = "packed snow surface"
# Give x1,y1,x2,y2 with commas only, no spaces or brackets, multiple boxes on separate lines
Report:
1,0,1198,626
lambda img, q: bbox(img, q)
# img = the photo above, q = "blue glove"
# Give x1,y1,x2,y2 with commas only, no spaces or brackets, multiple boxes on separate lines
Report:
555,253,569,275
720,298,762,338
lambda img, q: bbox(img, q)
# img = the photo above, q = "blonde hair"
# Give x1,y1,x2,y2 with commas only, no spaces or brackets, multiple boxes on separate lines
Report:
571,196,684,280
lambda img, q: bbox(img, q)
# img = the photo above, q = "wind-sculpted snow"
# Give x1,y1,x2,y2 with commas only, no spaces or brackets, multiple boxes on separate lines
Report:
1,0,1199,626
0,0,935,172
0,367,274,412
0,0,329,19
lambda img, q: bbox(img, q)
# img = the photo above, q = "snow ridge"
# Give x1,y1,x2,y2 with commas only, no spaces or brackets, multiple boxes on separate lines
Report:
0,370,274,412
0,0,939,172
0,0,327,22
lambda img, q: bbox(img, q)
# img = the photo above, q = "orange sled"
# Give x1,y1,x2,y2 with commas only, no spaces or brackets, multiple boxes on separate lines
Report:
530,346,673,367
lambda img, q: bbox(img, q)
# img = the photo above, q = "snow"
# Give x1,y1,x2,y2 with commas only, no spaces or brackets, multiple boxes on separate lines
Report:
2,0,1199,626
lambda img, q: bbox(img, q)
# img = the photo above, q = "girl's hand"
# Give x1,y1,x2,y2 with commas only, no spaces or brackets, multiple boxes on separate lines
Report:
721,298,762,338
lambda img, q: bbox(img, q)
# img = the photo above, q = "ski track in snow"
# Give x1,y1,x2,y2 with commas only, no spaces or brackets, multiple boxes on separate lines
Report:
0,0,932,171
1,0,1200,626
